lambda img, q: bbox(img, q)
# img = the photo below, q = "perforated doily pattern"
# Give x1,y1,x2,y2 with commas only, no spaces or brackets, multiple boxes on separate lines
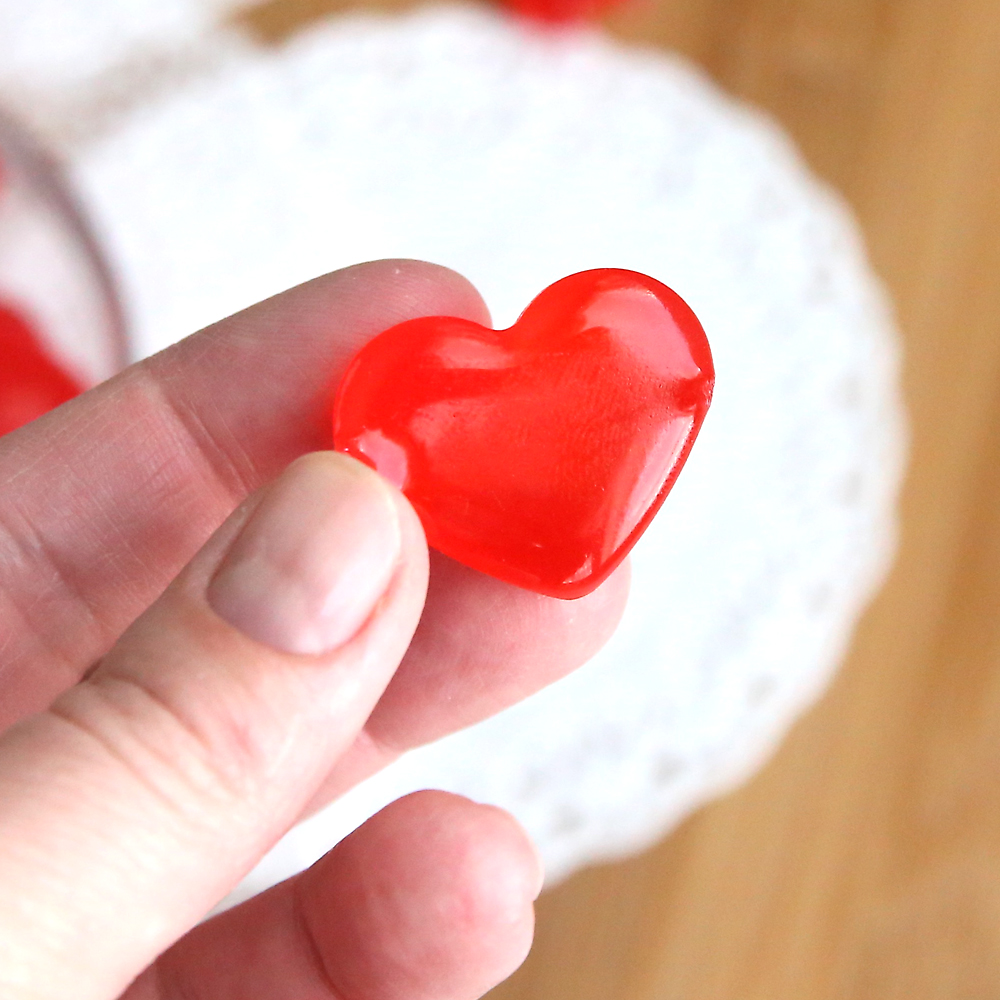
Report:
1,4,906,895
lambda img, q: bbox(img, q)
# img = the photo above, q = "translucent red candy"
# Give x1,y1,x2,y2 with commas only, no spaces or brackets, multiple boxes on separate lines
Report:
0,301,84,436
502,0,623,22
334,268,714,599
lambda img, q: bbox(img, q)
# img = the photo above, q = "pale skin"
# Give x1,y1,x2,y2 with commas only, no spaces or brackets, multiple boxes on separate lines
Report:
0,260,629,1000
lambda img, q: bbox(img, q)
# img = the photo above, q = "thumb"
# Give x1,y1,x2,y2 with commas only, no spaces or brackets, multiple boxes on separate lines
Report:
0,452,428,1000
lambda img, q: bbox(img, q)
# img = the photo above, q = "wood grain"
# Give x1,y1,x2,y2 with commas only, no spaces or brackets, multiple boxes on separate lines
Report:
236,1,1000,993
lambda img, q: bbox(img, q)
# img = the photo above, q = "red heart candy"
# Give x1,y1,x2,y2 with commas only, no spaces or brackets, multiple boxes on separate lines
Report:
0,301,84,436
333,268,713,599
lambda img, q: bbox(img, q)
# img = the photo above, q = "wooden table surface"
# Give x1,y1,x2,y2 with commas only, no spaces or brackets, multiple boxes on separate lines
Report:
241,1,1000,994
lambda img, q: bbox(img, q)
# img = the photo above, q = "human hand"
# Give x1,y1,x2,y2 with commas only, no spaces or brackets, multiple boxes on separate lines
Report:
0,260,628,1000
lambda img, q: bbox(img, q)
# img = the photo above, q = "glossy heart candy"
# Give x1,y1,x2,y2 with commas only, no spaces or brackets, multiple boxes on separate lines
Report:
0,301,83,436
333,268,713,599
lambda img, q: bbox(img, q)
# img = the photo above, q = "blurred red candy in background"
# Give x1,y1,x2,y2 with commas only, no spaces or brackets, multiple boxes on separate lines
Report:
0,299,83,435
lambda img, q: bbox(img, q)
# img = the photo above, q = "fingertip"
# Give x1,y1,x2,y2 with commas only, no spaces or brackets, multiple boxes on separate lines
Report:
300,790,539,1000
588,555,631,645
137,792,540,1000
261,259,491,372
400,790,543,925
341,259,493,328
380,467,432,634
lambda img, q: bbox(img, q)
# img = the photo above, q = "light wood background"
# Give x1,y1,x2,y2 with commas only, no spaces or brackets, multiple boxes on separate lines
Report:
240,0,1000,994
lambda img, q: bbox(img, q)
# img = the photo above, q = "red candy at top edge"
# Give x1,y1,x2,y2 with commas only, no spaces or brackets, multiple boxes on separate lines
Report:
334,268,714,600
503,0,624,22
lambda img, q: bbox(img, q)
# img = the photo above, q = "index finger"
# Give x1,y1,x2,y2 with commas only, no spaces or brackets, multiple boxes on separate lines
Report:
0,259,490,725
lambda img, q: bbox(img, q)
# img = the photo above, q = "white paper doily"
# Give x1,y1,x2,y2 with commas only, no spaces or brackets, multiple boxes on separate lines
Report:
2,4,906,895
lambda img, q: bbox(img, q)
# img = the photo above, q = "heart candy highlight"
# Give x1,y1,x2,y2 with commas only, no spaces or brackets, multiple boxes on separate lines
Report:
333,268,713,599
